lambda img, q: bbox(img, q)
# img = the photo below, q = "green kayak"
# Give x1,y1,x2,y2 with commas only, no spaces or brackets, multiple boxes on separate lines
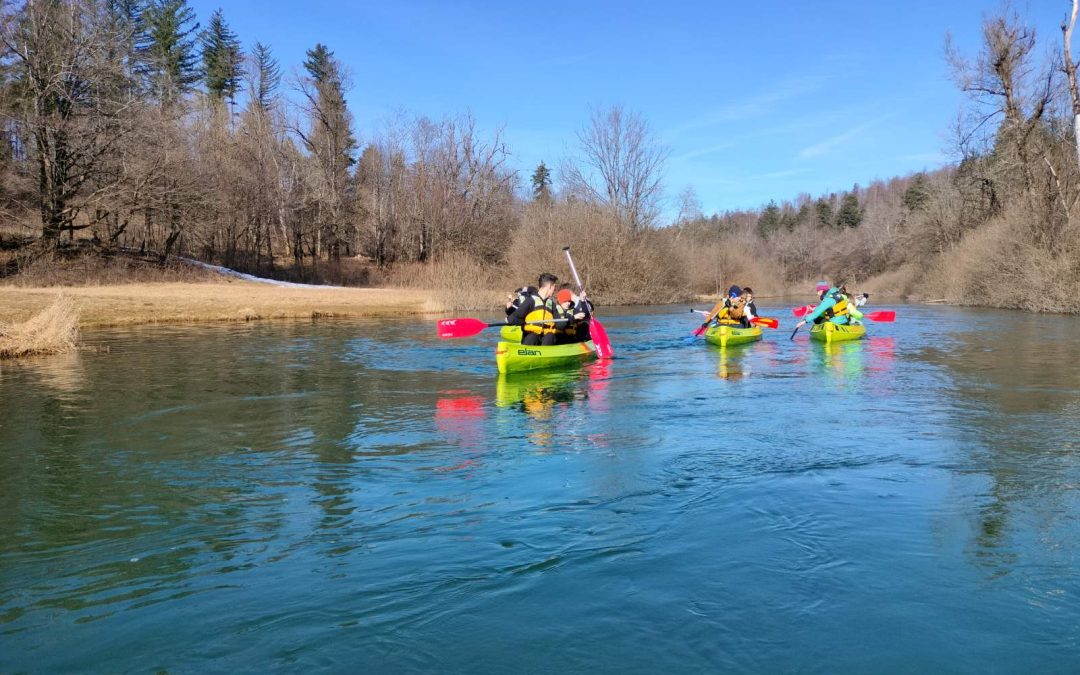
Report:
703,323,762,348
809,322,866,343
495,340,597,374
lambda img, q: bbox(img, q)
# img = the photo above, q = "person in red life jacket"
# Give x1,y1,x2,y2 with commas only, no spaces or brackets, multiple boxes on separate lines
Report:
506,273,560,346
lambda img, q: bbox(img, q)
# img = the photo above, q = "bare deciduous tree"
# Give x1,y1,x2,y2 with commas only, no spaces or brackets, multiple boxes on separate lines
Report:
561,104,668,231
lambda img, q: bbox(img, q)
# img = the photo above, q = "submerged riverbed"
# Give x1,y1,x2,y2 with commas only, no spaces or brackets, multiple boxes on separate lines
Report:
2,304,1079,672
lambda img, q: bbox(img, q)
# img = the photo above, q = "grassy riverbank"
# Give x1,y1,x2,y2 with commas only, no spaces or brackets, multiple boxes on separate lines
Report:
0,282,434,329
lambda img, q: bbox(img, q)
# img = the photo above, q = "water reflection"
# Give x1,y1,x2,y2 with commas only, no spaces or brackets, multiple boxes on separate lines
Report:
914,311,1080,578
709,344,751,380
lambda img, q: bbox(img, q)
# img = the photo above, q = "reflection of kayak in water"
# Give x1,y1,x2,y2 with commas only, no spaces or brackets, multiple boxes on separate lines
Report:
703,323,762,348
495,327,597,374
495,370,583,410
810,322,866,343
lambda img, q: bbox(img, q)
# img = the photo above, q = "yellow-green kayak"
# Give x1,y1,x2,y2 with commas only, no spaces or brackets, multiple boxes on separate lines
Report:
809,322,866,343
495,340,597,374
703,323,762,348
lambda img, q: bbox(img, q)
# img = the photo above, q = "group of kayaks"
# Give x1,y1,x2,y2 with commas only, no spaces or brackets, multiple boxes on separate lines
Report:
436,251,885,375
489,317,871,375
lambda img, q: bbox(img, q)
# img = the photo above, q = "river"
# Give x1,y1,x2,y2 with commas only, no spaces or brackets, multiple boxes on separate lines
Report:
2,304,1079,672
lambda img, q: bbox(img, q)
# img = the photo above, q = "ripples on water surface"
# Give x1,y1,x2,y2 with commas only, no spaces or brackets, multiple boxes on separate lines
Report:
2,305,1079,672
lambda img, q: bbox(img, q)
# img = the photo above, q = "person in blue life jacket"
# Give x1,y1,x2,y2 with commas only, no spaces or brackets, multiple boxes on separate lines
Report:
795,281,861,330
506,273,560,346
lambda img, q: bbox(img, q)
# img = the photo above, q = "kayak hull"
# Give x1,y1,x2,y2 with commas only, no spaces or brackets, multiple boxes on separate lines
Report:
496,340,597,374
703,323,762,348
809,322,866,343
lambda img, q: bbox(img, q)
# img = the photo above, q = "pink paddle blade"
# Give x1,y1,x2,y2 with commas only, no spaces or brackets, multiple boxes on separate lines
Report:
437,317,489,339
590,318,614,359
865,311,896,322
792,305,814,318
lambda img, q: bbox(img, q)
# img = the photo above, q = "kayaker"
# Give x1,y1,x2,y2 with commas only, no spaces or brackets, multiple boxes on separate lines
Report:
710,285,751,326
506,273,560,345
795,281,853,330
505,284,539,317
837,285,867,324
728,287,759,328
554,288,588,344
838,285,870,310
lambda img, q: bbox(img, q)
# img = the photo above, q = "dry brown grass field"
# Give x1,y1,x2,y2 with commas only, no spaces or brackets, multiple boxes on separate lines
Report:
0,282,436,329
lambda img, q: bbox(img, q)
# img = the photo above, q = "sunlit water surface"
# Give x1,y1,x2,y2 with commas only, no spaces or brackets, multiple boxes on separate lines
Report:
2,305,1079,672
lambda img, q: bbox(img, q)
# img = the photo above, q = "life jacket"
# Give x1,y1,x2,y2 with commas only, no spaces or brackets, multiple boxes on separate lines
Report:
821,290,849,321
523,294,557,335
728,296,748,319
556,303,585,339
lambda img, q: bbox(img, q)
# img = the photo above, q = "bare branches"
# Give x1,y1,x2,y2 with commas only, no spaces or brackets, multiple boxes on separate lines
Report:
561,104,669,231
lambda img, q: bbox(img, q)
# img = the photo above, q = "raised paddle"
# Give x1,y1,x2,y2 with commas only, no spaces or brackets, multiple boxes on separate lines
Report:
437,317,568,339
564,246,613,359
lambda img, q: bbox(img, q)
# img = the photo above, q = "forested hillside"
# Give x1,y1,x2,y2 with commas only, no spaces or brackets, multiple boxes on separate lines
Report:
1,2,1076,311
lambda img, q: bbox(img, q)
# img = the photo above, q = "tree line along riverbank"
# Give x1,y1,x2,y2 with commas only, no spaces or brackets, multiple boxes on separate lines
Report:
1,2,1078,323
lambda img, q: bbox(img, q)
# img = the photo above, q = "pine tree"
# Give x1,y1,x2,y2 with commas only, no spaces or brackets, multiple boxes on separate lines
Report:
107,0,152,91
902,173,930,211
304,43,334,85
200,9,242,105
836,192,862,228
251,42,281,112
144,0,200,104
757,200,782,238
814,197,834,228
299,43,357,259
531,161,553,203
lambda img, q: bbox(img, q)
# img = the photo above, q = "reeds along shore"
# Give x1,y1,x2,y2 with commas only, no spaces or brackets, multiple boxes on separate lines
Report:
0,295,79,359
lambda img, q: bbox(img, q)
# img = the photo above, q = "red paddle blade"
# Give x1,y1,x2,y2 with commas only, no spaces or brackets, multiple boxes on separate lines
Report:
590,318,614,359
865,311,896,322
792,305,814,318
752,317,779,329
437,317,489,339
692,323,708,337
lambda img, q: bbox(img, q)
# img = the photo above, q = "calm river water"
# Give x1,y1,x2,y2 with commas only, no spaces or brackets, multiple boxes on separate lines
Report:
2,304,1079,673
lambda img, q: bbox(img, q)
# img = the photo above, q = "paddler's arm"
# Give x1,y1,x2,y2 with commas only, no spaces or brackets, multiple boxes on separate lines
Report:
802,296,835,324
506,296,534,325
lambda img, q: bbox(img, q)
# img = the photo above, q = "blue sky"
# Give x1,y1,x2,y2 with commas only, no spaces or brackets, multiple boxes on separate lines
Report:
189,0,1067,219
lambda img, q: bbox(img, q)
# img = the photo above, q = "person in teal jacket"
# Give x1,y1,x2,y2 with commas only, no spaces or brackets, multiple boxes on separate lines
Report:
796,281,859,329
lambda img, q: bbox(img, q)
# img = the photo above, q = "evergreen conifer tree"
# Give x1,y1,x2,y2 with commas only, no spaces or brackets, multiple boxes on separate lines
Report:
531,162,553,203
815,197,834,228
902,173,930,211
251,42,281,112
200,8,242,105
144,0,200,104
757,200,782,238
837,192,862,228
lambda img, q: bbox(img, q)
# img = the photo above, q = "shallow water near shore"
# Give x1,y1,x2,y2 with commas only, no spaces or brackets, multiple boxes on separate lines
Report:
2,304,1079,672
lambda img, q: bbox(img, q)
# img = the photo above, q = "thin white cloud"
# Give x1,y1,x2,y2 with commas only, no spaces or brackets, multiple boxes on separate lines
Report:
671,141,738,162
753,168,810,180
797,123,872,159
899,151,947,164
667,74,829,137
